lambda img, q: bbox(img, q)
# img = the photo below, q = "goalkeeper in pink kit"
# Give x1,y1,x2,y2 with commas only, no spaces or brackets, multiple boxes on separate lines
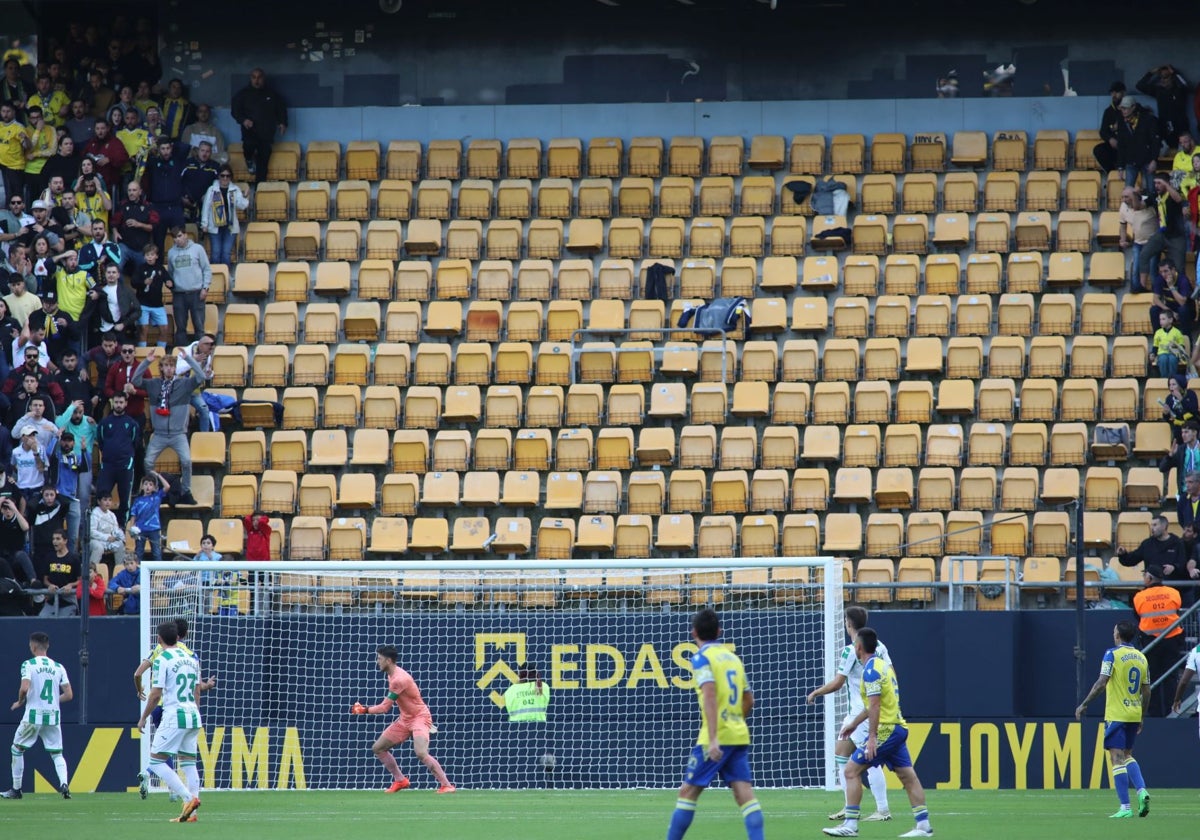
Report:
352,645,455,794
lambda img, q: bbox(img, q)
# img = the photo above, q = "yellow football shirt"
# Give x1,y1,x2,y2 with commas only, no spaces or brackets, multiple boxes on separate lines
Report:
860,654,907,741
1101,644,1148,723
691,642,751,746
0,122,26,170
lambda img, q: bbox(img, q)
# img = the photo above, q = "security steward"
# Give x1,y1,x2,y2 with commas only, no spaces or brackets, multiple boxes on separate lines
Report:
1133,565,1186,717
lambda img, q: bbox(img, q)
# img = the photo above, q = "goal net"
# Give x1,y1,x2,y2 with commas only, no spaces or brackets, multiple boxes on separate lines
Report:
138,557,844,791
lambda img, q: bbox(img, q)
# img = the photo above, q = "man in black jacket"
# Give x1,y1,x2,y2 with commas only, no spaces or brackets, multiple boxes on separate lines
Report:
230,68,287,183
1136,64,1192,145
1094,81,1127,173
1118,513,1193,600
96,391,140,524
1116,96,1160,191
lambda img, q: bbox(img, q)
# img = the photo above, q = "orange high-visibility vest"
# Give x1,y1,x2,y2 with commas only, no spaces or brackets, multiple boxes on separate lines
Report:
1133,585,1183,638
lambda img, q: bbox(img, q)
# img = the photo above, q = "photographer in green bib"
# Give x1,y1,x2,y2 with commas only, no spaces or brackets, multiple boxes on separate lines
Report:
502,668,552,786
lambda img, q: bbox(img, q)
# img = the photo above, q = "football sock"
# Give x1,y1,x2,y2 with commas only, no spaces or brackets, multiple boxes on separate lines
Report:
866,766,889,812
843,804,860,829
11,749,23,790
376,751,402,781
835,755,849,794
51,754,68,788
180,757,200,799
1125,759,1147,792
1112,762,1130,807
421,753,451,787
149,758,191,800
912,803,931,831
667,798,697,840
741,798,764,840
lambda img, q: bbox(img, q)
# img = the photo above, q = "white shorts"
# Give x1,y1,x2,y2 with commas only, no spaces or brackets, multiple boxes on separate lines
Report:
841,713,870,748
150,716,200,757
12,721,63,753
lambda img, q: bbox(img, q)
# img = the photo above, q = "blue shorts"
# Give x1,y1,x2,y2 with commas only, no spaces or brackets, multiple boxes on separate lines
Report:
1103,721,1139,751
682,744,752,787
851,724,913,771
151,704,163,727
140,306,168,326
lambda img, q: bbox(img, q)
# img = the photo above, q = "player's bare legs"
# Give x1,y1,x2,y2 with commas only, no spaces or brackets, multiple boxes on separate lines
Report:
830,739,889,820
371,735,409,791
668,780,763,840
412,734,453,791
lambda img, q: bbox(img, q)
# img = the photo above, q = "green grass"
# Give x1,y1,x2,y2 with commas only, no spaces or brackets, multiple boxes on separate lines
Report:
3,788,1195,838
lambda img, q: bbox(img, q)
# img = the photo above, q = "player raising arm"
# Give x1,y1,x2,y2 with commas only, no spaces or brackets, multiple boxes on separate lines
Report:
4,632,72,799
806,605,891,822
351,645,455,794
1074,620,1152,818
664,608,764,840
824,628,932,839
1170,640,1200,728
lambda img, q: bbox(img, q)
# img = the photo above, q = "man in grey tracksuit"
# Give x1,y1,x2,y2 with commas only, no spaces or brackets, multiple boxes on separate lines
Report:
133,348,205,505
165,225,212,347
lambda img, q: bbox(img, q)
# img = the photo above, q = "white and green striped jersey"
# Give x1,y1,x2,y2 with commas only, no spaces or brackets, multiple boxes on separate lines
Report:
152,647,203,729
20,655,69,726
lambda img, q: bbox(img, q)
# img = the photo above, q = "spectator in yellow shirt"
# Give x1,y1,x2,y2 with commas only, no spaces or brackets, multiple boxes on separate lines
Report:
116,109,150,179
0,101,30,208
27,75,70,129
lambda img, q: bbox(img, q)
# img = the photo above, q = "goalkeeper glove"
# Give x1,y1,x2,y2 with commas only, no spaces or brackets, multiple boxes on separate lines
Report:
352,702,367,715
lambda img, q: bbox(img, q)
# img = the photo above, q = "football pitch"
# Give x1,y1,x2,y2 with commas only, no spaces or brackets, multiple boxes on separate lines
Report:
3,788,1196,838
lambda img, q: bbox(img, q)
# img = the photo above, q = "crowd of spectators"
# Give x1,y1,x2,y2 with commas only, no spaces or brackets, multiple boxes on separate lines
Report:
0,19,284,618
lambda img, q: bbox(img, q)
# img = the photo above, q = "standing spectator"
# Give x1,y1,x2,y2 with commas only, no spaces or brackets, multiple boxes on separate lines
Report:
103,342,147,425
0,60,29,119
30,485,67,569
78,219,122,279
19,201,66,253
142,106,164,146
3,347,64,405
84,69,115,120
142,136,189,247
28,74,70,130
134,348,204,505
0,298,20,368
133,81,157,119
51,248,94,323
83,334,121,391
0,101,30,207
129,470,169,564
73,174,111,231
1160,374,1199,443
231,68,287,182
165,226,210,347
110,180,158,275
134,243,168,347
39,529,80,617
243,512,271,561
1143,174,1189,281
47,189,83,250
4,274,38,326
54,429,88,552
52,351,95,413
1172,132,1196,178
82,559,107,615
1116,96,1160,190
1095,85,1125,174
159,79,193,142
106,85,139,129
179,336,214,432
81,118,128,193
88,495,125,572
1150,259,1194,337
10,392,60,453
22,106,57,204
180,141,218,224
31,293,79,364
5,373,49,428
181,104,225,160
1118,183,1156,289
95,391,139,523
1136,64,1192,146
0,494,35,586
39,174,68,211
107,554,140,614
115,107,149,182
63,100,94,147
200,165,247,266
12,425,48,513
86,261,140,343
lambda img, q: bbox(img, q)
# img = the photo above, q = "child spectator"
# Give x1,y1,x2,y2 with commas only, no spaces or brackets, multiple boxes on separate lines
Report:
134,243,169,347
88,494,125,573
1152,310,1186,378
243,512,271,561
195,533,242,616
107,553,140,615
128,470,169,563
82,559,107,616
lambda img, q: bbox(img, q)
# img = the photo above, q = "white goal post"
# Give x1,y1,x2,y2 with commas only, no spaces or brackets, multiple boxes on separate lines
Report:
137,556,845,791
